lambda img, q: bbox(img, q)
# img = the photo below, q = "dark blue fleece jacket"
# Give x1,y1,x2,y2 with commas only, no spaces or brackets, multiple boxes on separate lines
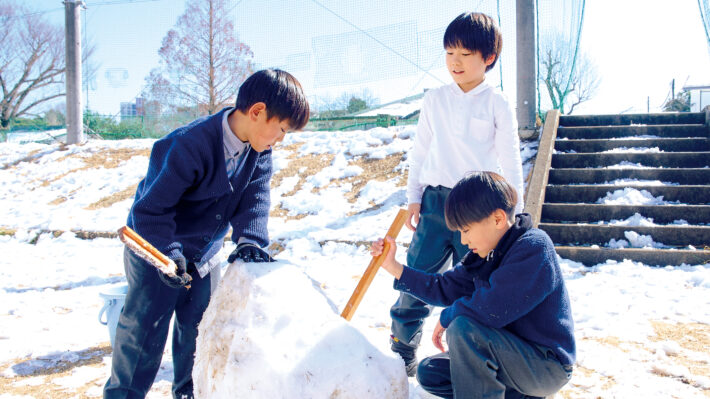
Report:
127,107,272,266
394,213,576,365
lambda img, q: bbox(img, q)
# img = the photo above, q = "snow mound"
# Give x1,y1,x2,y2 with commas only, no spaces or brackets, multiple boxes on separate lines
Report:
194,261,408,399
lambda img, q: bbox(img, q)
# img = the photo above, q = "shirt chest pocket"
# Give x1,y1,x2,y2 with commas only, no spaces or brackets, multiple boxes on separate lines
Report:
467,117,494,143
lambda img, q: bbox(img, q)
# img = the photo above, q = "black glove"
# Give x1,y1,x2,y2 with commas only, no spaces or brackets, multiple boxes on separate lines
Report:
228,242,274,263
158,248,192,289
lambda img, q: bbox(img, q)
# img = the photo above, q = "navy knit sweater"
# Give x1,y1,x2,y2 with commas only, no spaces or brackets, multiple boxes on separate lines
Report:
127,108,272,266
394,214,576,365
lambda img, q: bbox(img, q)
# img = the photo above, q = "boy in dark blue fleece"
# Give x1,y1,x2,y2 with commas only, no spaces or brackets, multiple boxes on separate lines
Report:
104,69,309,399
371,171,575,399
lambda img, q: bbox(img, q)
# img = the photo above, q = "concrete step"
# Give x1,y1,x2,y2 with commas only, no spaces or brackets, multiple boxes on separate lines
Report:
541,204,710,224
554,137,709,153
548,168,710,185
539,223,710,247
544,185,710,205
551,152,710,168
555,246,710,266
556,124,707,139
559,112,706,127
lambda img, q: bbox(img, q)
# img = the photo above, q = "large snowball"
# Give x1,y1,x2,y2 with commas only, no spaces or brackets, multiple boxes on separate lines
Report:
194,261,408,398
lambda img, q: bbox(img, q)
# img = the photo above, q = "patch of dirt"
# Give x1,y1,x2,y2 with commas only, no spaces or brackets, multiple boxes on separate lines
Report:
39,148,150,188
1,145,66,170
56,147,150,169
0,344,111,399
570,364,616,391
579,323,710,394
582,335,646,353
0,227,16,236
269,203,308,221
0,227,118,240
650,320,710,354
650,320,710,388
48,187,82,206
271,150,335,197
84,183,138,210
335,153,406,204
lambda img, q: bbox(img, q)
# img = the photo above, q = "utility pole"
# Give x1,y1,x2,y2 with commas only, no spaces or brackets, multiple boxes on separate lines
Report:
516,0,536,136
64,0,84,145
671,79,675,100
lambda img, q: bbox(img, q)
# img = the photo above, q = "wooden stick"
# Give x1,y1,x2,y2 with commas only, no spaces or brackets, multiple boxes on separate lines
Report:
341,209,409,321
117,226,177,276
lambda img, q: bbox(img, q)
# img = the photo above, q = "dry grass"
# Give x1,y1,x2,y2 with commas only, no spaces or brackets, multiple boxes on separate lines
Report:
336,153,406,204
269,144,406,218
571,322,710,396
0,227,17,236
38,148,149,189
649,320,710,389
0,344,111,399
85,184,138,210
271,150,335,197
1,146,66,170
48,187,82,206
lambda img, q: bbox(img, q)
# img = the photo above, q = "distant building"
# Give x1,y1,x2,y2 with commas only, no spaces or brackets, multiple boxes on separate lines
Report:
683,83,710,112
120,97,145,121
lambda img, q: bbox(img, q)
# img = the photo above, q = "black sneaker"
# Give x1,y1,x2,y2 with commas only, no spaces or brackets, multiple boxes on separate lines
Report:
390,335,418,377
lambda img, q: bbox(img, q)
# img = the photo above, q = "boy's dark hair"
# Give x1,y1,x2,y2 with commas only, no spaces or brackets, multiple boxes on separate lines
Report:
445,171,518,230
443,12,502,72
235,69,310,130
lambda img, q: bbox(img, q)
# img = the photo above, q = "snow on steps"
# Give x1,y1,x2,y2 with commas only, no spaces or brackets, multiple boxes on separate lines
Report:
526,110,710,266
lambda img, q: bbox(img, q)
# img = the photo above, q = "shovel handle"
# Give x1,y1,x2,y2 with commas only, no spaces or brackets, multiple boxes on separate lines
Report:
341,209,408,321
117,226,177,276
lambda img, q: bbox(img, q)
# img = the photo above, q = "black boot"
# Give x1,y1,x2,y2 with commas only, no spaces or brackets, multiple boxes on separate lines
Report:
390,335,418,377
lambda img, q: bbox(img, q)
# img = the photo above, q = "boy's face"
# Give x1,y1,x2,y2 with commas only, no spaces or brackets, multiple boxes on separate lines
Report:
458,210,510,258
445,46,496,93
248,103,290,152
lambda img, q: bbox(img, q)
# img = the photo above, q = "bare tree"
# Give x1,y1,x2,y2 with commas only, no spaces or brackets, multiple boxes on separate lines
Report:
0,1,95,129
143,0,253,116
539,35,599,115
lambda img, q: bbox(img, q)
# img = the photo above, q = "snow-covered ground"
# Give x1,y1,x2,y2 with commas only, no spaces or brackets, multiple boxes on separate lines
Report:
0,125,708,398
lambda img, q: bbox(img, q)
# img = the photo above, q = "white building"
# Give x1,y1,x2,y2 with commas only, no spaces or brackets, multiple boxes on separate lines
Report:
683,83,710,112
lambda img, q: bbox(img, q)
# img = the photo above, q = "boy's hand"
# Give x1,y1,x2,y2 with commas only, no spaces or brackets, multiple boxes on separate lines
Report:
369,236,403,279
228,242,274,263
159,251,192,289
405,203,421,231
432,320,447,352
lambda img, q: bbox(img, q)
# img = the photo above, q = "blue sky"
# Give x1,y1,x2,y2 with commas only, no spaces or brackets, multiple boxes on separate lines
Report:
32,0,710,116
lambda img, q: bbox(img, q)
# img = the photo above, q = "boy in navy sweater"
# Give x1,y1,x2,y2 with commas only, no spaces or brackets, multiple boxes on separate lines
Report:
371,171,575,399
104,69,309,399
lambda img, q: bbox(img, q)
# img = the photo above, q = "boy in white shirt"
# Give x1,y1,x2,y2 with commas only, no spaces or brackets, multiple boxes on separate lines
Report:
390,12,525,377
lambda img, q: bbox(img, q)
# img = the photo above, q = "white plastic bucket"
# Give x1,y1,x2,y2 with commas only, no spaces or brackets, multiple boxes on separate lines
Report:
98,284,128,347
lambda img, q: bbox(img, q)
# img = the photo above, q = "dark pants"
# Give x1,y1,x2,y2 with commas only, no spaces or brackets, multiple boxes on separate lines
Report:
104,248,218,399
391,186,469,346
417,317,573,399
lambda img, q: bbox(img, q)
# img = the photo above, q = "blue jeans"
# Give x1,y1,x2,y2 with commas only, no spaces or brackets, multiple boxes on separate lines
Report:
391,186,469,346
417,316,573,399
104,248,218,399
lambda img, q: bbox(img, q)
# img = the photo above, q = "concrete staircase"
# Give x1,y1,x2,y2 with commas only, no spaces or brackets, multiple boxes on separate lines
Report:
526,110,710,266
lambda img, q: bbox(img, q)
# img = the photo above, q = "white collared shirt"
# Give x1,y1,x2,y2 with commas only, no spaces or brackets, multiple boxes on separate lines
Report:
407,81,525,214
195,108,257,277
222,108,250,177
